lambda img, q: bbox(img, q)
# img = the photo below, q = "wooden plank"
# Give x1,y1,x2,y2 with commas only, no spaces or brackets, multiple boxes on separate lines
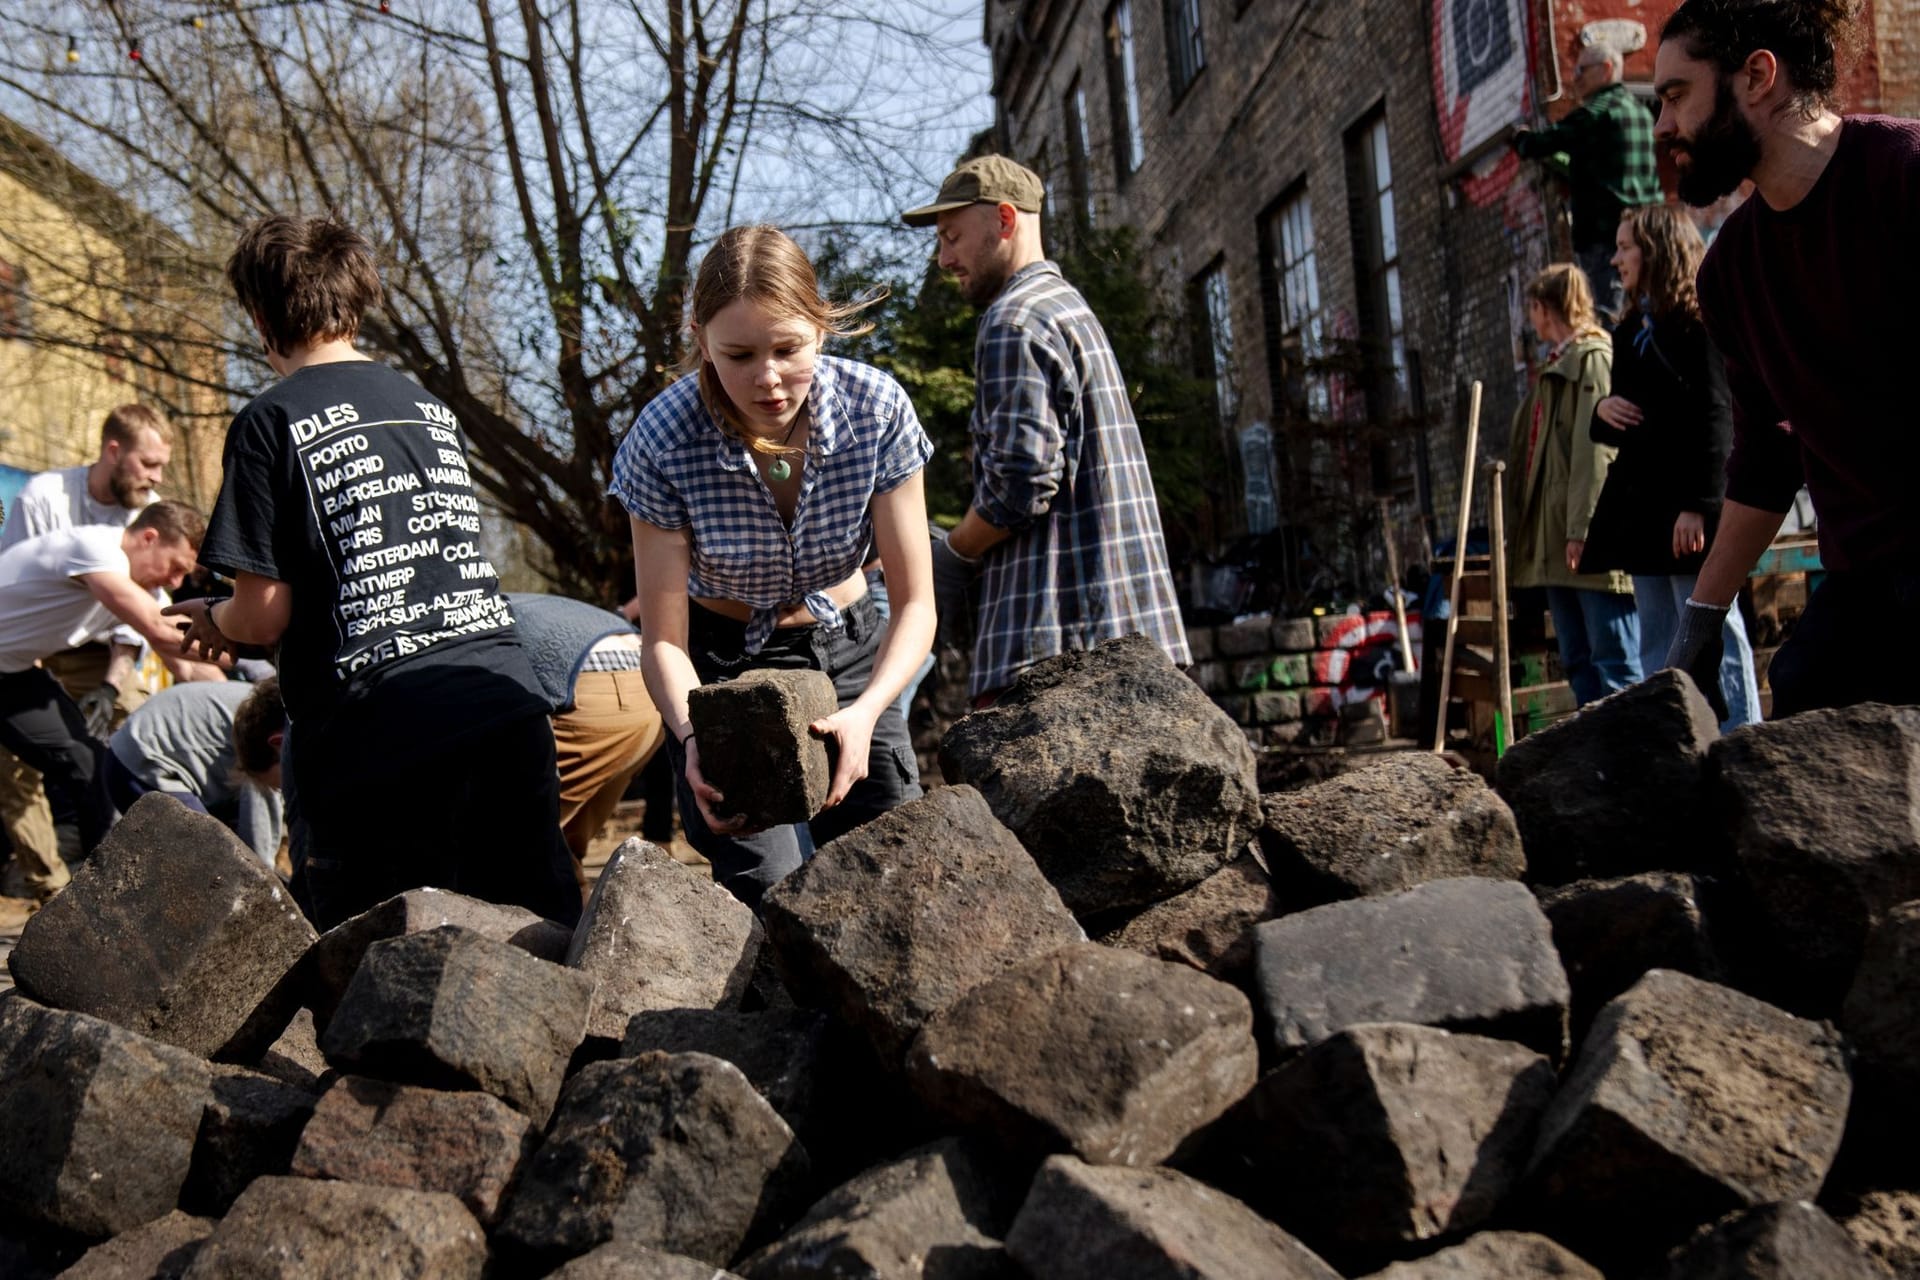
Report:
1453,617,1497,647
1511,682,1577,735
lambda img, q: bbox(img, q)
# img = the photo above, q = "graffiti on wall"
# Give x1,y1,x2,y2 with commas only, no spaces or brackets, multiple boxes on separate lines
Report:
1300,610,1423,714
1430,0,1531,207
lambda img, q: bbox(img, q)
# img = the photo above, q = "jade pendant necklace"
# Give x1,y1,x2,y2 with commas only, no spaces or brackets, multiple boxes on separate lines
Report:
765,414,802,483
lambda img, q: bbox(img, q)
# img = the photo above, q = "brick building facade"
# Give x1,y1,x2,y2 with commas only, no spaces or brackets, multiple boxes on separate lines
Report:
983,0,1917,600
0,115,228,518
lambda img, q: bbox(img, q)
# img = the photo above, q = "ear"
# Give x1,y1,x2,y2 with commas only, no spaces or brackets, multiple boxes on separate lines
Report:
691,321,710,363
995,202,1020,239
268,730,286,753
1742,48,1780,103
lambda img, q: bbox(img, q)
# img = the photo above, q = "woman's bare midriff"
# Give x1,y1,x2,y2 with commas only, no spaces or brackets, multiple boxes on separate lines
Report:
694,569,868,628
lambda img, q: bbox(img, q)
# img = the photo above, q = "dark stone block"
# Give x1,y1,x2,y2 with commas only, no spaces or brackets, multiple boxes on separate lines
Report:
939,635,1264,915
906,942,1257,1167
183,1176,485,1279
568,839,762,1045
291,1075,537,1226
57,1210,213,1280
738,1138,1016,1279
1495,670,1721,885
1536,872,1722,1038
1230,1024,1556,1257
688,668,837,828
0,999,209,1238
1095,850,1281,985
303,887,570,1036
1525,970,1852,1264
496,1051,810,1269
6,793,315,1059
180,1065,316,1216
1253,878,1569,1063
621,1007,829,1147
319,925,594,1124
1661,1201,1878,1279
1005,1156,1341,1280
1710,704,1920,1010
1357,1232,1602,1279
761,785,1082,1066
1259,754,1524,904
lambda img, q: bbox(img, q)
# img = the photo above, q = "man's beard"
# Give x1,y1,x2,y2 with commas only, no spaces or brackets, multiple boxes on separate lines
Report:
962,261,1009,306
1668,78,1763,207
110,471,150,508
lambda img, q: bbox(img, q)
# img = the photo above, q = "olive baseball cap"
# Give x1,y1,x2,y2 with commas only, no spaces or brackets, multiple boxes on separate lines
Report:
901,155,1045,227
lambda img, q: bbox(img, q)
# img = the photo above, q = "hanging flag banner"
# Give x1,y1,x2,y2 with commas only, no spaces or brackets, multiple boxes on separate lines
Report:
1430,0,1531,205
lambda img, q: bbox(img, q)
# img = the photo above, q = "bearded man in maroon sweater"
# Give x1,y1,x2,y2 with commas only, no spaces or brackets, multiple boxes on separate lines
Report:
1654,0,1920,716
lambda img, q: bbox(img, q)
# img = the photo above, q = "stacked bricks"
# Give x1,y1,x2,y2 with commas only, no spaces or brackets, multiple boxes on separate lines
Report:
1185,610,1420,748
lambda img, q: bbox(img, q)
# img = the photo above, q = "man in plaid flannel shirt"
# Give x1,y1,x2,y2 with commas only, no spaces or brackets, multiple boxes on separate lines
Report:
1515,42,1663,313
903,156,1189,702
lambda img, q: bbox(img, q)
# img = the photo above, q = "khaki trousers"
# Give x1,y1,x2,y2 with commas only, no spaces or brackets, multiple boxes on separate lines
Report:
552,667,665,868
0,645,147,898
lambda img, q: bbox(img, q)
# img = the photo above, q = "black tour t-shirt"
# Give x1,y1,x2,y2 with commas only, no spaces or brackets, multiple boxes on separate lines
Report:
200,360,546,784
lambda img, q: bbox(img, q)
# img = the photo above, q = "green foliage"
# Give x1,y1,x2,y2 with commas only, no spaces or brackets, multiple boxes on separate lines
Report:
1054,226,1225,551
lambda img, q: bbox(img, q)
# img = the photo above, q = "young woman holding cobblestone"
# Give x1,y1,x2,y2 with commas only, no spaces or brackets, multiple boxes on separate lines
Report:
612,225,935,910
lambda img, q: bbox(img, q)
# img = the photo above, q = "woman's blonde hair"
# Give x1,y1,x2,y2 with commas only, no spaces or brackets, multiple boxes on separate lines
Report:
1620,204,1705,322
686,225,880,456
1525,262,1608,342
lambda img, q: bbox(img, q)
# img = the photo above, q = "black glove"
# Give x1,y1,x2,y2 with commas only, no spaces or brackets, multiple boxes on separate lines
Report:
78,682,119,740
930,532,981,653
1663,600,1729,722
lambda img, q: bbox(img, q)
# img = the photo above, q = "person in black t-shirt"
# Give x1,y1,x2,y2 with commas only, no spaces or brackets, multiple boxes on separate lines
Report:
168,214,580,928
1653,0,1920,715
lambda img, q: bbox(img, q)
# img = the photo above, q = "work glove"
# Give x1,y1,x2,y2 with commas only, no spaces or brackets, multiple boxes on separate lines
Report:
1663,600,1730,722
930,531,981,653
78,682,119,741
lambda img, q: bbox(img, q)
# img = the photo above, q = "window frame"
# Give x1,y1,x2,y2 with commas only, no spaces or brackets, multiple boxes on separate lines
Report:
1105,0,1146,181
1164,0,1206,103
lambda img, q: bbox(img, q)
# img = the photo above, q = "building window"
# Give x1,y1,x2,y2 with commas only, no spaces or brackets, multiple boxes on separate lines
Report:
1191,258,1237,426
1105,0,1145,179
0,259,30,341
1260,186,1328,420
1165,0,1205,101
1347,111,1409,417
1065,76,1097,229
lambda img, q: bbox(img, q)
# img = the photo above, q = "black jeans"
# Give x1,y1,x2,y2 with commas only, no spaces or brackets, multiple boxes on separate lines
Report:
0,668,109,855
296,711,582,930
672,594,921,911
1769,569,1920,718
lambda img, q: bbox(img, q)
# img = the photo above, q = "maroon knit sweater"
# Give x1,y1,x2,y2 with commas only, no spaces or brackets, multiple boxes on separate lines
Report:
1698,115,1920,572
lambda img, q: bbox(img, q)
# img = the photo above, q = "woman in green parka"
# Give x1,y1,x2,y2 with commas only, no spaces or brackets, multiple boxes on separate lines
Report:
1506,263,1641,705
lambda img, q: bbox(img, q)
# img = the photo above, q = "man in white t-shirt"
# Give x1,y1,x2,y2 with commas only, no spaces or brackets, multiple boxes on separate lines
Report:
0,405,188,898
0,501,206,862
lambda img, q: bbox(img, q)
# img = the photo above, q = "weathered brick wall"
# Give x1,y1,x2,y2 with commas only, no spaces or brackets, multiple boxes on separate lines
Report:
987,0,1539,574
983,0,1909,582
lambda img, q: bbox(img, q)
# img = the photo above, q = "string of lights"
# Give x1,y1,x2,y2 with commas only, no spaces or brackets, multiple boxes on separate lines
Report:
51,1,396,67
